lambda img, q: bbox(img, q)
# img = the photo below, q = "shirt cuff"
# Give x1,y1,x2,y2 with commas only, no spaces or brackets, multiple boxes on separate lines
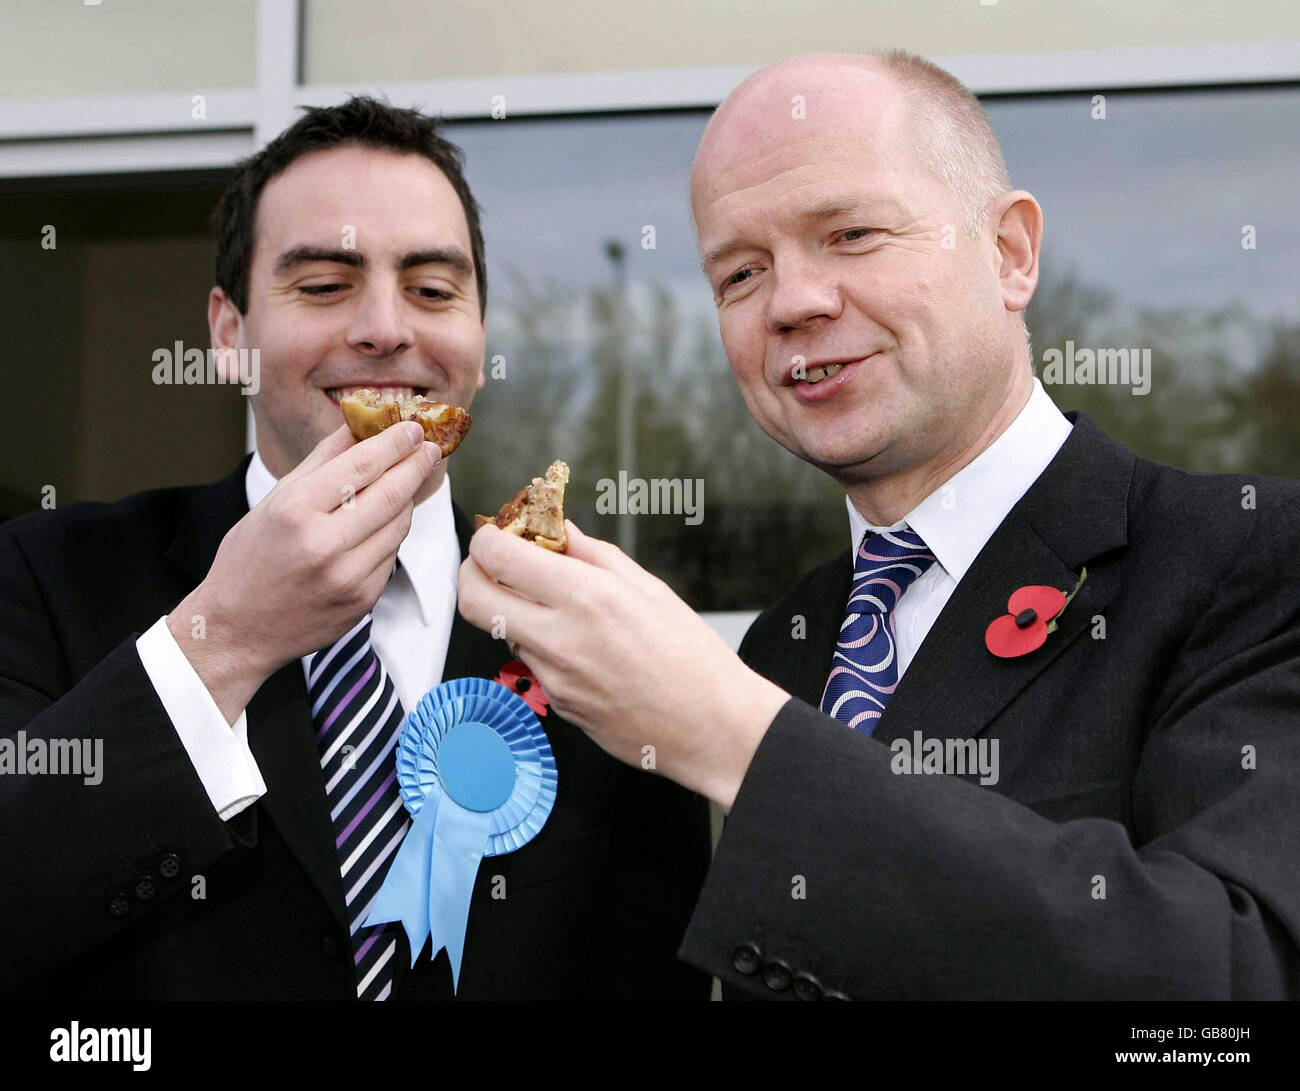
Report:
135,615,268,820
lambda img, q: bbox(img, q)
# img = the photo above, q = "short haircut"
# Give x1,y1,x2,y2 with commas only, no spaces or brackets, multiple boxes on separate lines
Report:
870,48,1013,238
212,95,486,317
870,51,1029,358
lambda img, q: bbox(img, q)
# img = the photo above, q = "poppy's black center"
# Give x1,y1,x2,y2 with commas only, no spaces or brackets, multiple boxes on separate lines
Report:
515,677,531,692
1014,608,1038,629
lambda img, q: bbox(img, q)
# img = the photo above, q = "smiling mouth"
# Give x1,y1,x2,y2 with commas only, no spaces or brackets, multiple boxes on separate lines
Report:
324,385,429,403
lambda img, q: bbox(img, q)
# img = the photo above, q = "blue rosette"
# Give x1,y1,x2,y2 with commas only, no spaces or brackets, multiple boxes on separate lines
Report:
363,677,556,991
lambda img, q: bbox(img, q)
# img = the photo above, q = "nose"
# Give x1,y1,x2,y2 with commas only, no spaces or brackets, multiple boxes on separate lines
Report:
766,255,843,334
345,282,415,357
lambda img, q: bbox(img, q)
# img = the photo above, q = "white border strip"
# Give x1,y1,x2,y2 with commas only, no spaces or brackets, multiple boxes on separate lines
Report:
0,131,257,178
945,41,1300,94
0,90,258,140
702,611,761,653
297,42,1300,118
296,66,756,117
254,0,299,147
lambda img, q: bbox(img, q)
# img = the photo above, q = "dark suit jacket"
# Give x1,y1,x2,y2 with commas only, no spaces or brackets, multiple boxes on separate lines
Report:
677,409,1300,1000
0,455,712,1000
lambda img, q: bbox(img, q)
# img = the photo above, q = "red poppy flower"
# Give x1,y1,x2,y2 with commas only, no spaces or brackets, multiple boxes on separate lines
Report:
984,585,1069,658
492,660,549,717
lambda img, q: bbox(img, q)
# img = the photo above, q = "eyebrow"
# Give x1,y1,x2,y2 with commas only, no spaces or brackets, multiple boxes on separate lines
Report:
399,247,474,277
700,237,749,274
700,197,907,272
273,244,474,278
805,198,902,219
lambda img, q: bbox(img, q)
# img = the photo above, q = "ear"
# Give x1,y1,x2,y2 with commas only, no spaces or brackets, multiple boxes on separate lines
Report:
989,189,1043,316
208,286,246,384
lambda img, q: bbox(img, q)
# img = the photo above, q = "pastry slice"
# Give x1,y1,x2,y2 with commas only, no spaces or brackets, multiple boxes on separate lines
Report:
475,461,570,552
338,388,472,456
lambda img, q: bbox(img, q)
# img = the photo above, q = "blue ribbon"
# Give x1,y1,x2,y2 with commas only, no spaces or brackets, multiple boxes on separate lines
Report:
362,678,555,993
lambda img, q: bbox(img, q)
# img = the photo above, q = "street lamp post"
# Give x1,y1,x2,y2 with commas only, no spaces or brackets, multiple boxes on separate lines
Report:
605,239,636,558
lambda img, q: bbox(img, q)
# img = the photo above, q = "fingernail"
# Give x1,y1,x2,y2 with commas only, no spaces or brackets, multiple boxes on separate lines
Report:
405,422,424,446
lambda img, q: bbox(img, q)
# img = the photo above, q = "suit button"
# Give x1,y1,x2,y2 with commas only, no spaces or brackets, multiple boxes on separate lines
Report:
321,934,342,957
732,942,762,975
158,853,181,879
792,972,822,1001
763,958,792,992
134,877,156,900
823,988,851,1001
108,894,130,917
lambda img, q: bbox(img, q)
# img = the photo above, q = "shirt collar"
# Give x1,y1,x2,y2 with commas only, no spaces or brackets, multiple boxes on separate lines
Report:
846,376,1073,583
244,450,456,626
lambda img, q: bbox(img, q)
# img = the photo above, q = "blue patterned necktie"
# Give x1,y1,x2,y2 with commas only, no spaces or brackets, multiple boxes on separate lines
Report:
820,527,937,734
307,613,410,1000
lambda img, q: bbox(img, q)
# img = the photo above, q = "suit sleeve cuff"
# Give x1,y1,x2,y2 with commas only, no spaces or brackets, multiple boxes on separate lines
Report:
136,615,267,820
676,696,866,998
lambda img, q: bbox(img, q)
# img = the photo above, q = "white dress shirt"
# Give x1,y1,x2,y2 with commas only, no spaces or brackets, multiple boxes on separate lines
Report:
135,454,462,821
845,377,1073,681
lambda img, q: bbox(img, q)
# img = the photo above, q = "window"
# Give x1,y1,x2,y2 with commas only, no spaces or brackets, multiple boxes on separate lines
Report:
5,84,1294,615
445,84,1300,611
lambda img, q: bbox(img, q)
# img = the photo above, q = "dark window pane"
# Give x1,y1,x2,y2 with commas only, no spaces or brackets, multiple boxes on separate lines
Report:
0,177,245,521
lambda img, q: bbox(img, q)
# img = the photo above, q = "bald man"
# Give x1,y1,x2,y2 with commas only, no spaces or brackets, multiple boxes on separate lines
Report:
459,50,1300,1000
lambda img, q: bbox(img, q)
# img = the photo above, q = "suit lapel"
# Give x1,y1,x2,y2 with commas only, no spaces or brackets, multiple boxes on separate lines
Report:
163,456,252,588
872,409,1133,746
165,456,349,932
244,663,350,930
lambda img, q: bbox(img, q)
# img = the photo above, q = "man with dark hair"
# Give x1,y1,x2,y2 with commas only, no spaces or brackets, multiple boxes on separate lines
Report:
212,96,489,319
0,96,712,1001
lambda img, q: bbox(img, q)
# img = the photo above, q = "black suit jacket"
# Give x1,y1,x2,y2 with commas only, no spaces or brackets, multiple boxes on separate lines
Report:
677,409,1300,1000
0,456,712,1000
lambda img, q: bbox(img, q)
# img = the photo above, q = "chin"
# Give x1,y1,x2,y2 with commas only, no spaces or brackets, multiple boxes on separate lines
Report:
812,452,881,477
795,427,883,467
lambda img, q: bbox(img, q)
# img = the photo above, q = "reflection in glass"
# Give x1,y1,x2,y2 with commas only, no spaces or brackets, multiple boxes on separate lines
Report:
447,87,1299,611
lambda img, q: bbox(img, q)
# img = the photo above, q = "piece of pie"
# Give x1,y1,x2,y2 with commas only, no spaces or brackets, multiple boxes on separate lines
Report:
338,388,472,457
474,461,570,552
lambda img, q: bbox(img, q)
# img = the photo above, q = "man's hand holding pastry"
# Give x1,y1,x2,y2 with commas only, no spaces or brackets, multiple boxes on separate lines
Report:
458,520,789,812
168,422,442,722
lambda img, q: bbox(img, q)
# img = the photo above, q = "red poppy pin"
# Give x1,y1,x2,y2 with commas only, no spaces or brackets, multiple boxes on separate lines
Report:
985,568,1088,658
492,660,550,717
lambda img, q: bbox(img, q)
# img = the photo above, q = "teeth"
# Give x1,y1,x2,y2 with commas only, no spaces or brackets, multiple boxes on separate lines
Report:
804,363,844,385
326,386,426,403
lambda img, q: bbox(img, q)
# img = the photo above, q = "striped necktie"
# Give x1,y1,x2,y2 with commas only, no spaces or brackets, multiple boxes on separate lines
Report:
820,527,937,735
306,613,410,1000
